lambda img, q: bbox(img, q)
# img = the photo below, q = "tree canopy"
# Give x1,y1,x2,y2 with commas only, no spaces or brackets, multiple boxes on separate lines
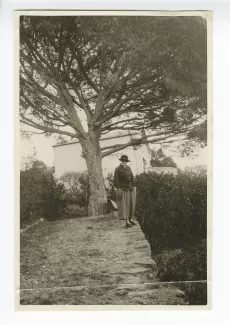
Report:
20,15,207,156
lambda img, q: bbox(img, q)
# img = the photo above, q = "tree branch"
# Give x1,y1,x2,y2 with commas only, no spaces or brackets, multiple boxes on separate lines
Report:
94,81,159,126
101,127,195,158
20,67,64,107
68,39,100,93
73,86,94,123
54,84,87,136
102,117,145,131
21,94,67,125
21,130,46,135
20,115,78,139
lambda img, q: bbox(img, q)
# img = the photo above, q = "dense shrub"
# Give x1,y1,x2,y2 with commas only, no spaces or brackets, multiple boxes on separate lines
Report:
58,171,118,218
60,171,90,208
155,240,207,282
60,171,118,206
63,204,87,219
20,160,66,227
135,171,207,304
135,171,207,254
105,172,116,202
180,282,207,305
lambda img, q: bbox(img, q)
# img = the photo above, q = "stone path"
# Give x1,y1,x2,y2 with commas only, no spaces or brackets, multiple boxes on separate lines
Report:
20,213,187,305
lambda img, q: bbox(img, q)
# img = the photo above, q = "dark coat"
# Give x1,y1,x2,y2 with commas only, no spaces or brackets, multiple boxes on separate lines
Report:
114,164,134,190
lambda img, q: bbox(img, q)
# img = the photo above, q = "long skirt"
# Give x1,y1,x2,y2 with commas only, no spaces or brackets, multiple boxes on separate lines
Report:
116,187,136,220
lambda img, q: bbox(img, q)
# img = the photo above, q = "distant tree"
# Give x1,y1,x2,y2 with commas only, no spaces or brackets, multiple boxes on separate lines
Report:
20,16,207,215
48,166,55,174
184,165,207,176
150,148,177,168
20,146,37,170
30,159,48,171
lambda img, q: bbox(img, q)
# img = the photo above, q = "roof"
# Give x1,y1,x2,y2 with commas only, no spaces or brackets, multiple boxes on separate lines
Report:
52,130,139,148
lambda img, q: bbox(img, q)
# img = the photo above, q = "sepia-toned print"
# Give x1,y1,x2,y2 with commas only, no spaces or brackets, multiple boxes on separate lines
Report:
15,11,212,310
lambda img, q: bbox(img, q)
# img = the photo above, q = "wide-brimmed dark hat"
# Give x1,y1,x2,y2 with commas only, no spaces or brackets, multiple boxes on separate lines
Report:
119,155,130,162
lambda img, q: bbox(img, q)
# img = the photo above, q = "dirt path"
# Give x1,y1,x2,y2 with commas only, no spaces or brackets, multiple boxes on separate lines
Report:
20,213,187,305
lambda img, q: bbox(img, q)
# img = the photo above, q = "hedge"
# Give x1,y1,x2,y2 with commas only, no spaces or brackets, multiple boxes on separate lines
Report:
20,162,66,227
135,171,207,254
154,240,207,282
134,171,207,304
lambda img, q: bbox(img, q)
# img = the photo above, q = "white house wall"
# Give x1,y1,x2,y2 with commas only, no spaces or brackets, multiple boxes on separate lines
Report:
53,134,152,178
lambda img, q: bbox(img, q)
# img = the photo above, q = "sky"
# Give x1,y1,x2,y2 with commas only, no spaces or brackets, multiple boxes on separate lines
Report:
20,132,208,170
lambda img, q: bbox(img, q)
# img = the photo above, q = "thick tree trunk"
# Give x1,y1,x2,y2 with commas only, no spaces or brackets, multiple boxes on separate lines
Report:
80,132,108,217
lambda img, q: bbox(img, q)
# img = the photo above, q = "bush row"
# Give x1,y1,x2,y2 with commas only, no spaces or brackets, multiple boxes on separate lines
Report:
134,171,207,305
135,172,207,253
20,163,116,228
154,240,207,282
20,162,66,227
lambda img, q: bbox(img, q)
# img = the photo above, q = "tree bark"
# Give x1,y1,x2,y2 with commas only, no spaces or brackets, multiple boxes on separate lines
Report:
80,132,108,217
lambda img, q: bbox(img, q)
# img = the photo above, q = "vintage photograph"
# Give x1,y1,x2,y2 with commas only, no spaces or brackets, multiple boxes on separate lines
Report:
16,11,211,308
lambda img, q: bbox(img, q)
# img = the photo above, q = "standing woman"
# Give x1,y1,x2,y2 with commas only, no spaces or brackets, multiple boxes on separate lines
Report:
114,155,136,228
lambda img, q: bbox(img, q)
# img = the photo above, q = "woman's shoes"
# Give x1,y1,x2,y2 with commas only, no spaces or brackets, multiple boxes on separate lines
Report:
129,220,136,225
125,220,136,228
